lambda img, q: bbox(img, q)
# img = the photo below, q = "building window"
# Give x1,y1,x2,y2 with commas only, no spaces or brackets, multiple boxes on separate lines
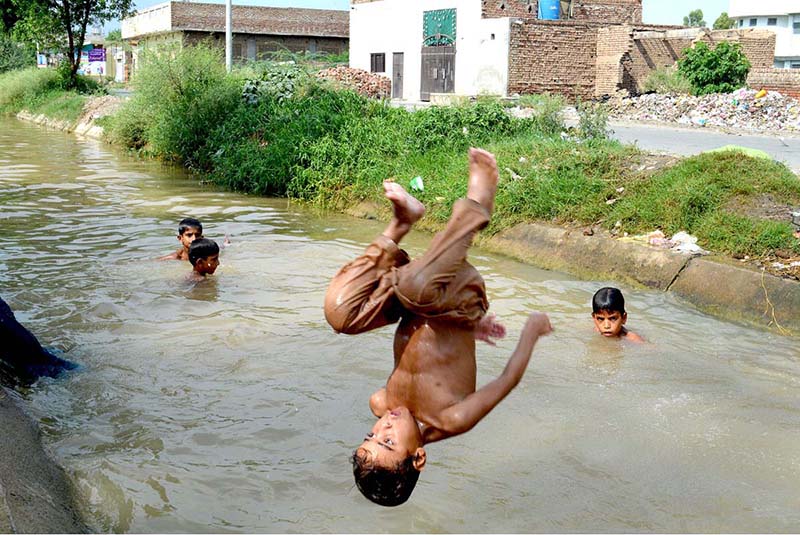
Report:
768,18,777,26
738,19,743,27
795,21,800,34
792,62,800,69
370,53,385,73
749,18,757,26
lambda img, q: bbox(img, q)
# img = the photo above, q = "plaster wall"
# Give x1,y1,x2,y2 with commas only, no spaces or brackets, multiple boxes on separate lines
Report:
350,0,510,100
729,0,800,64
121,1,172,39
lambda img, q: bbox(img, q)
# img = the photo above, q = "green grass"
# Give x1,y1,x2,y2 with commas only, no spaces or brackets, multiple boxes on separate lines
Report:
24,90,87,122
0,67,62,111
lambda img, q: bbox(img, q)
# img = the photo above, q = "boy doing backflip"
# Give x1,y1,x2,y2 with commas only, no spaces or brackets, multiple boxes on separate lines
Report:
325,148,552,507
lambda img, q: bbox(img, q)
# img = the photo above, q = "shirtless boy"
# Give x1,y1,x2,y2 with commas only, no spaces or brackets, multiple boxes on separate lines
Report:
159,218,203,261
324,148,552,506
591,287,644,342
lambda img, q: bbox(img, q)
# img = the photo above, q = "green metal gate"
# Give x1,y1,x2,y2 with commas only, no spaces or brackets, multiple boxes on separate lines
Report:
420,8,456,101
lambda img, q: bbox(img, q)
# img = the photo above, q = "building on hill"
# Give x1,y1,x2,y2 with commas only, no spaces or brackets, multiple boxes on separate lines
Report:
121,1,349,71
729,0,800,69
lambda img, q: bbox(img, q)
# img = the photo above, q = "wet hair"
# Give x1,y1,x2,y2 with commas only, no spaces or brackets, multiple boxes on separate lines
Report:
178,217,203,236
592,287,626,314
188,238,219,266
351,450,420,507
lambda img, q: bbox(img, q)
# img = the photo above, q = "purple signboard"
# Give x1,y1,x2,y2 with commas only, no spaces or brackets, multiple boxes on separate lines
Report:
88,48,106,62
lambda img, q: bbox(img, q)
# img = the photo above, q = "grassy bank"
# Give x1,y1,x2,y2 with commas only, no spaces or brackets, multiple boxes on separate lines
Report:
3,47,800,259
0,67,100,123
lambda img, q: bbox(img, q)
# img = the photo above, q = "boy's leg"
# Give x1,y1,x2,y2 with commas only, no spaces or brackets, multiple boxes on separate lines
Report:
393,148,498,326
324,182,425,334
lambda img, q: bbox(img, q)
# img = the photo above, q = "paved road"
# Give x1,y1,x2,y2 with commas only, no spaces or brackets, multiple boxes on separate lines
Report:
608,120,800,173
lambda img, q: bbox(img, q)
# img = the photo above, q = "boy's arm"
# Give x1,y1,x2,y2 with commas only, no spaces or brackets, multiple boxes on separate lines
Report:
156,251,179,261
431,312,552,442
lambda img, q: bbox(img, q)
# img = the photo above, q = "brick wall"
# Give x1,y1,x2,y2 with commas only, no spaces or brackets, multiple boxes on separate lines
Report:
596,25,632,96
748,69,800,99
183,31,348,58
482,0,641,24
622,28,778,95
507,19,601,99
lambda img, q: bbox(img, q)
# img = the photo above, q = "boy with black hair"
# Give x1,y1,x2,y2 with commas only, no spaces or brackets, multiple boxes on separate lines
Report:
591,287,644,342
325,148,552,507
159,218,203,261
188,238,220,281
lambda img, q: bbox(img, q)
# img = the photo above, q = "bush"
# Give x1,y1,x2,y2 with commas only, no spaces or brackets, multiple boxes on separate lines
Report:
643,66,692,95
516,94,566,136
678,41,750,95
0,34,35,74
0,67,61,109
577,101,610,140
110,44,243,168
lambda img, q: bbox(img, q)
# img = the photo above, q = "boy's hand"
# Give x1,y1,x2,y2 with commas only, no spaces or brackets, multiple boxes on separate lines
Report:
475,313,507,346
524,312,553,337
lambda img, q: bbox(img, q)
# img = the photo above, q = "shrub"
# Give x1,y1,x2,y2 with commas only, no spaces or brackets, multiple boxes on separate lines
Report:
678,41,750,95
516,94,565,136
577,101,610,140
0,67,61,109
642,66,692,95
0,34,35,74
115,44,243,168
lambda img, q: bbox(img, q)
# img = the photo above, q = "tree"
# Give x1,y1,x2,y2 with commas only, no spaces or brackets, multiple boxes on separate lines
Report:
1,0,20,32
713,12,736,30
10,0,134,86
678,41,751,95
683,9,706,28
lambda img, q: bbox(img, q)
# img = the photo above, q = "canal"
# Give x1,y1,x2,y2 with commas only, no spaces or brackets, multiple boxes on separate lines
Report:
1,117,799,532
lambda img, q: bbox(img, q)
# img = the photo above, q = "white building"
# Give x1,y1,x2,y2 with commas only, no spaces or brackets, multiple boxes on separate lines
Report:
349,1,511,101
729,0,800,68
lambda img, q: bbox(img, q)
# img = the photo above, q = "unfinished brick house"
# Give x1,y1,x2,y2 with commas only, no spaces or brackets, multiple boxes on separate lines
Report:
350,0,792,101
122,1,348,70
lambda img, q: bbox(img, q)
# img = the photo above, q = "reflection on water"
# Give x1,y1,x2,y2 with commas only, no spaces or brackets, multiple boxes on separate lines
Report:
2,118,800,533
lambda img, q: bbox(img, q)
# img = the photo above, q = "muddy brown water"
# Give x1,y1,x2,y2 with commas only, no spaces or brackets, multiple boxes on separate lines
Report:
1,117,800,533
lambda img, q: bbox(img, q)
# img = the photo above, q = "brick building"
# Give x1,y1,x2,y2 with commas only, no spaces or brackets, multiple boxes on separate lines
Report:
350,0,794,101
122,1,349,70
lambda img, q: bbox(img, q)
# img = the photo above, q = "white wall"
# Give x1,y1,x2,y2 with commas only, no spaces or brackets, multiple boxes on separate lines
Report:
729,0,800,63
349,0,510,101
122,1,172,40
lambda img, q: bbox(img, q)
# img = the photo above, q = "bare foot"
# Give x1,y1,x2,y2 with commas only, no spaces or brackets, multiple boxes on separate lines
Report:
384,181,425,226
467,148,499,214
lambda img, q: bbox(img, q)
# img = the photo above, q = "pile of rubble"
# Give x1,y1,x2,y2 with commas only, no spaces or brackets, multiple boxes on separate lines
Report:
316,66,391,100
605,89,800,134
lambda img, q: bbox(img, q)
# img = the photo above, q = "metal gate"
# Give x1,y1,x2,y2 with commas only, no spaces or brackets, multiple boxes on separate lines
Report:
420,8,457,102
420,46,455,101
392,52,404,99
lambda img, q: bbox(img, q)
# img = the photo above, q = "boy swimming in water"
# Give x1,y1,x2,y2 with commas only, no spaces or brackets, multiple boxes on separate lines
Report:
324,148,552,506
187,238,220,282
591,287,643,342
159,218,203,261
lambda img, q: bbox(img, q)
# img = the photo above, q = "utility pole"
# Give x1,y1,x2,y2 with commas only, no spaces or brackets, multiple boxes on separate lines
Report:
225,0,232,72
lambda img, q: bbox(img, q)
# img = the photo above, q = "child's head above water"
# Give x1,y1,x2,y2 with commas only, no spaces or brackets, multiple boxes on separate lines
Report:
178,217,203,250
188,238,220,276
592,287,628,338
352,408,426,507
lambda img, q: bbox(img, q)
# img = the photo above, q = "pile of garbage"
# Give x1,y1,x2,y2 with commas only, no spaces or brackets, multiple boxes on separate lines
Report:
316,66,391,100
605,89,800,133
620,230,709,255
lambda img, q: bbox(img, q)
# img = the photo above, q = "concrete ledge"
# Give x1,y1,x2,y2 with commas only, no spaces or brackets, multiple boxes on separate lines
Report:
670,257,800,334
0,387,88,533
484,222,800,336
16,111,102,140
485,222,693,290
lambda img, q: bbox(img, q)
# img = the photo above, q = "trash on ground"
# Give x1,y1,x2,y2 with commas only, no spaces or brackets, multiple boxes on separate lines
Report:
622,229,709,254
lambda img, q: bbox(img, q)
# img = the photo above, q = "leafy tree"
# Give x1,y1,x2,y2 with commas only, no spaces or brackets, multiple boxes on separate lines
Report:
678,41,751,95
1,0,19,32
713,12,736,30
683,9,706,28
0,32,34,72
10,0,134,86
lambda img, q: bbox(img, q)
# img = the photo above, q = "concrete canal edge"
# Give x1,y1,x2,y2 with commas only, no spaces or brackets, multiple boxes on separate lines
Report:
482,222,800,336
16,111,103,140
0,387,88,533
350,200,800,335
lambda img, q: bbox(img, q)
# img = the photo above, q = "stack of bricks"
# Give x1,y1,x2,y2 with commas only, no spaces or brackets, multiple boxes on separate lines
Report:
596,25,633,97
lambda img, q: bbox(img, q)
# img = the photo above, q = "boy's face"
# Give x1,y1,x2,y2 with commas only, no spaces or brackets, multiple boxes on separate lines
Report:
593,309,627,337
194,254,219,276
357,407,425,470
178,226,203,250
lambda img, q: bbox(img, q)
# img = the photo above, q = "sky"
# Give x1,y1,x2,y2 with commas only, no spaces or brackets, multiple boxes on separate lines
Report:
112,0,732,29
